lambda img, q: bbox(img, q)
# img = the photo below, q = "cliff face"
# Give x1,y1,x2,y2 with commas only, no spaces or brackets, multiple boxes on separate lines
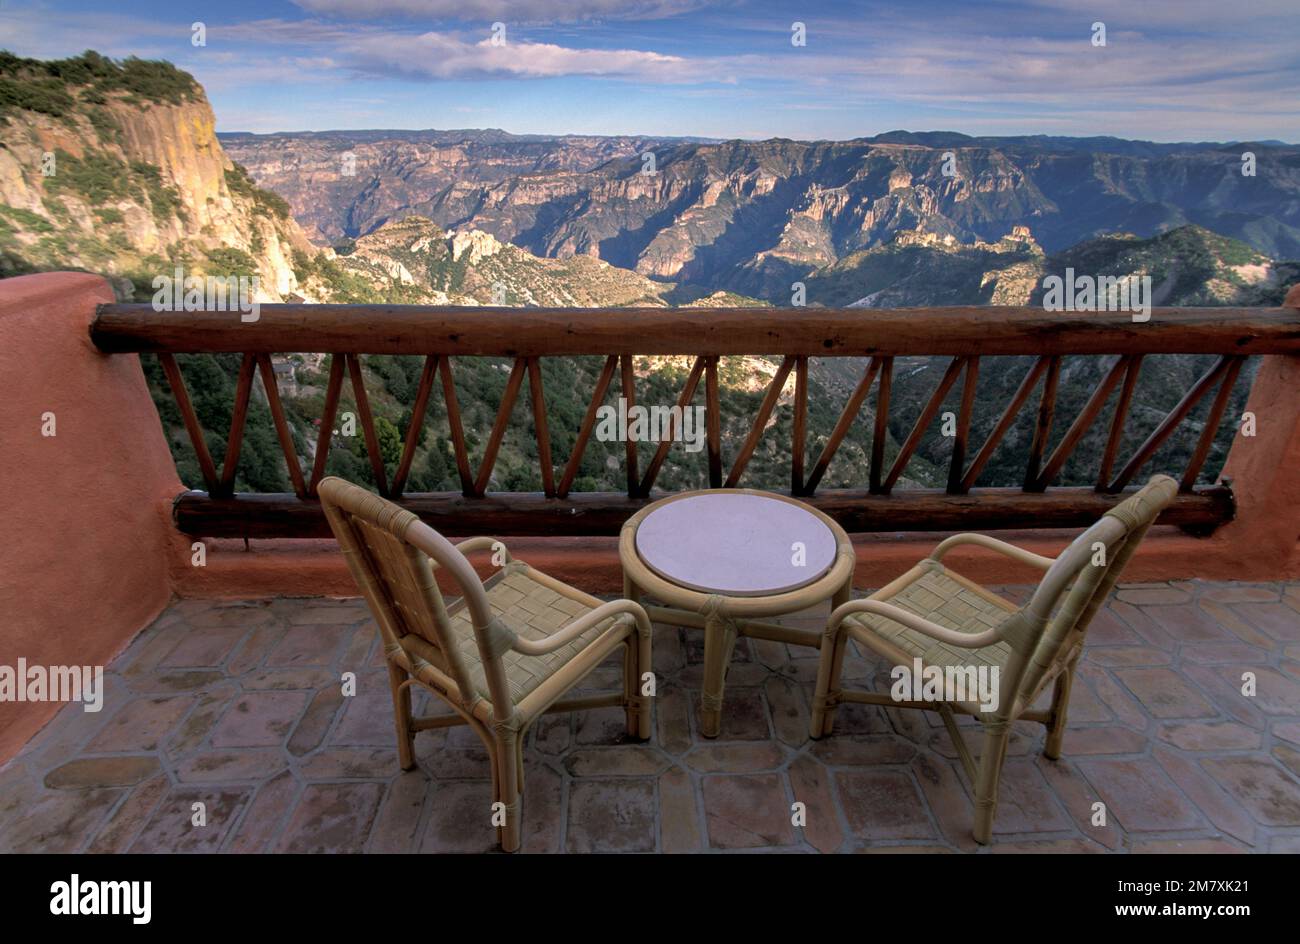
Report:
301,215,672,307
0,53,315,299
216,129,672,245
801,224,1295,309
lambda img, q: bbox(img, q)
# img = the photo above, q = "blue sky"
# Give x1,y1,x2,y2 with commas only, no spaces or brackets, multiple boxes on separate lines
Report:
1,0,1296,141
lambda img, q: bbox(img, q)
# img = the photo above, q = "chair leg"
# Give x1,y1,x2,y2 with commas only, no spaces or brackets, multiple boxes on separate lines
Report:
1043,659,1077,761
386,661,416,771
623,630,653,740
972,724,1011,845
809,630,849,739
496,728,523,853
636,622,652,740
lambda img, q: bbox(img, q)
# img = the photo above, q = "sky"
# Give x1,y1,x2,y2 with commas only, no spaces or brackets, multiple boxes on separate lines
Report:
1,0,1296,142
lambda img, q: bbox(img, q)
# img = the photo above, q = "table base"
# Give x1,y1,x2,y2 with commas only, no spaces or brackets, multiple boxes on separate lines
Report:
627,578,850,738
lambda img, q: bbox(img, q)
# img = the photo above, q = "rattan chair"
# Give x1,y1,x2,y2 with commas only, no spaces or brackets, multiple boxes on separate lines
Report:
319,477,653,852
810,474,1178,843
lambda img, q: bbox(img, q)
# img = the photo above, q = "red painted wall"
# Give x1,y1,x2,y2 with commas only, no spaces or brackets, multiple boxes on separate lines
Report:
0,273,182,761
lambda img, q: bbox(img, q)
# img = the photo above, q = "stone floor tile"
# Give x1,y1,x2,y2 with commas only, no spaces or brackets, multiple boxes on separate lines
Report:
702,772,797,849
1157,721,1262,752
1132,838,1246,853
1060,725,1148,755
1,787,120,853
810,736,916,767
658,766,702,853
991,839,1105,853
1115,586,1191,606
1141,603,1234,642
1113,667,1217,719
1076,757,1204,832
764,674,810,746
835,769,934,842
564,746,669,777
690,687,770,741
1232,603,1300,642
300,747,397,780
367,771,429,853
210,692,307,748
990,757,1074,835
1199,584,1279,604
566,779,657,853
684,742,785,773
274,781,384,853
87,695,196,753
174,749,287,783
160,624,249,668
267,624,352,667
1035,757,1123,850
1152,746,1257,845
1201,755,1300,827
225,770,300,854
87,774,169,853
289,687,346,756
131,787,252,853
789,755,844,853
44,755,160,789
520,760,563,854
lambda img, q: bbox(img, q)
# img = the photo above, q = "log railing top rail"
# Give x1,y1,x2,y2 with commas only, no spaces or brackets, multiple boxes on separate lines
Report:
92,304,1300,356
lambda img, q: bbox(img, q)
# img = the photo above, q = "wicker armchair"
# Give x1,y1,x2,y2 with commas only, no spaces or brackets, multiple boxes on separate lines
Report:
810,474,1178,843
319,477,653,852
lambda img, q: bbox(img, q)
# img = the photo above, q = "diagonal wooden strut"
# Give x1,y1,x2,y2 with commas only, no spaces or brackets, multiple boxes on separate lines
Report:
1109,354,1238,493
473,357,527,497
639,356,706,497
255,353,307,499
804,356,881,496
881,356,964,494
725,355,795,488
158,353,219,493
557,355,619,499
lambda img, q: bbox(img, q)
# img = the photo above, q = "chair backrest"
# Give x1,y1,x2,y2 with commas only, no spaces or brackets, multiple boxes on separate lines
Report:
994,474,1178,721
318,477,514,717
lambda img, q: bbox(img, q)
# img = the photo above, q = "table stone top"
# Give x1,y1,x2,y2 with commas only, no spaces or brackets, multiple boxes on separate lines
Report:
634,492,839,596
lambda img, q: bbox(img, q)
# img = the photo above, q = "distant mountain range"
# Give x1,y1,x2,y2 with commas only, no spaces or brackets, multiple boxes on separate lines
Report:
221,127,1300,299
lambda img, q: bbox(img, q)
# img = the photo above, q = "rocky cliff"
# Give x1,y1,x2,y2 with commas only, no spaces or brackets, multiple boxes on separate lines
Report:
0,52,316,300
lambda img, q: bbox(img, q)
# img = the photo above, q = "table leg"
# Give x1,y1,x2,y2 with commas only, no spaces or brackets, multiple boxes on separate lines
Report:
833,576,851,610
816,577,854,737
700,614,738,738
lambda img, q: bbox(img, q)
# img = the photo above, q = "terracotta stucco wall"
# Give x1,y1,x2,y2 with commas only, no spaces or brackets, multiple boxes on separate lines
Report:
0,273,182,761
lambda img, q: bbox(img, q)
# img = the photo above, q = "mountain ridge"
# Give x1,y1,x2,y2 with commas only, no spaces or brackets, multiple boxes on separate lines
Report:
223,126,1300,275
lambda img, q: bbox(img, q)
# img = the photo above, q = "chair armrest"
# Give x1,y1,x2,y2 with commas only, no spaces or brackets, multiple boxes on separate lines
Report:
454,536,512,565
828,599,1003,650
929,533,1055,570
511,599,652,657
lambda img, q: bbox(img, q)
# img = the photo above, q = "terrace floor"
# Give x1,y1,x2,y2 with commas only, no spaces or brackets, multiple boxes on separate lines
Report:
3,580,1300,853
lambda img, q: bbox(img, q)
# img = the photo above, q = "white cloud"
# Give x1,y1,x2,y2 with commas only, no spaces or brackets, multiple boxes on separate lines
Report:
291,0,711,22
345,32,691,80
217,19,708,83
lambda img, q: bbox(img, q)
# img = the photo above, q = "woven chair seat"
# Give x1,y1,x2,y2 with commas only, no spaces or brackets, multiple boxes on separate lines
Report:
401,568,620,703
847,567,1015,671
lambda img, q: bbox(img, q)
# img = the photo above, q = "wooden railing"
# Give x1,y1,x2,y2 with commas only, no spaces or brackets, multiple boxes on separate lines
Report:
90,304,1300,538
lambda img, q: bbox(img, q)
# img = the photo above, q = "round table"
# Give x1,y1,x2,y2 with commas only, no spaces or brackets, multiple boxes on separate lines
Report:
619,489,855,738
